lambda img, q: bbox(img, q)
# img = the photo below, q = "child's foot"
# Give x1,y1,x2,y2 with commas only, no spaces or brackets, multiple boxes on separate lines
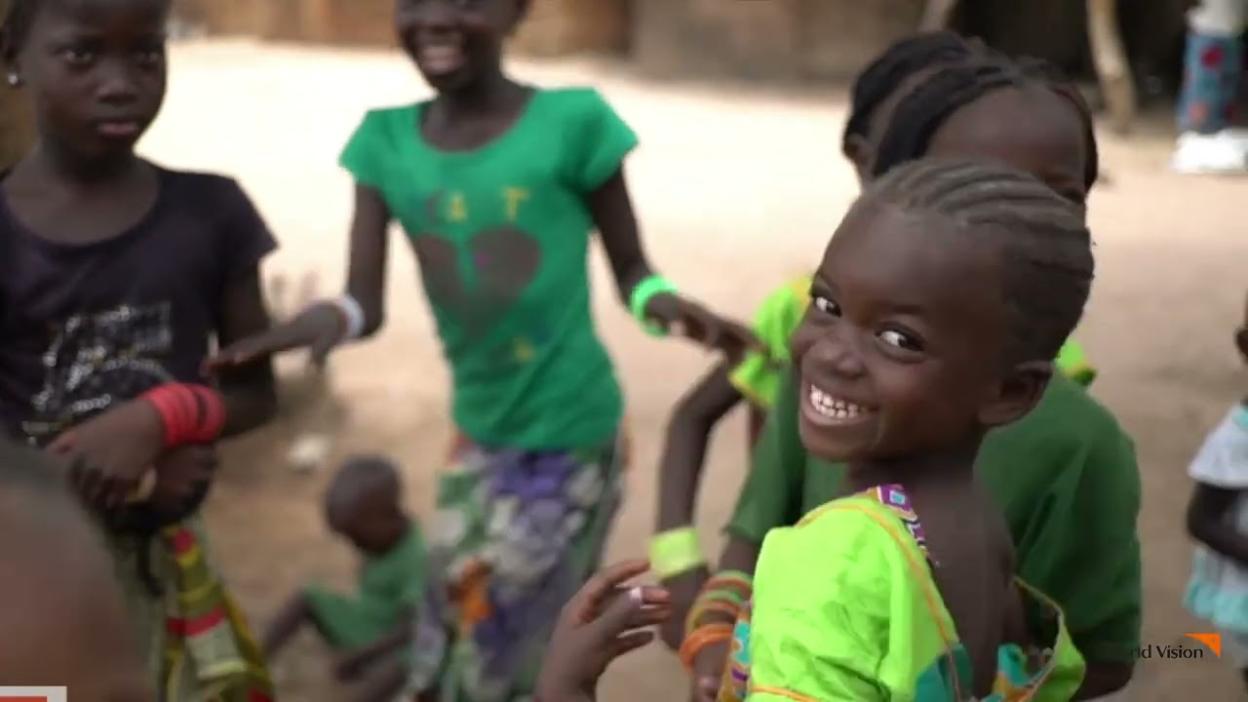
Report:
1171,131,1248,175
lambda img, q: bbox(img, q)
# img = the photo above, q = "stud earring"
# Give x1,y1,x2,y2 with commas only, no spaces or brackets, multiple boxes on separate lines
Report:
5,72,20,87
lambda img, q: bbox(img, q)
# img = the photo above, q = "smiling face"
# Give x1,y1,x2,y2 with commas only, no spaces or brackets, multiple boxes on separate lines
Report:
11,0,168,165
395,0,524,94
926,85,1088,204
791,201,1013,462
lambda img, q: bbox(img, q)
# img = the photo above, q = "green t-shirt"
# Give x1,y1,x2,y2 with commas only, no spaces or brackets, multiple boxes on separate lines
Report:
341,88,635,449
305,524,427,649
727,372,1142,665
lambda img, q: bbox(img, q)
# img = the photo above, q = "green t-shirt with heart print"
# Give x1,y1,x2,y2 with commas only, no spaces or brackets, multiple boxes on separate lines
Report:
341,88,635,450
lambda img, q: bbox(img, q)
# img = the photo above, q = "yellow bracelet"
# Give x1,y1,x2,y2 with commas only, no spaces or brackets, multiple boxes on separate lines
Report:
649,527,705,580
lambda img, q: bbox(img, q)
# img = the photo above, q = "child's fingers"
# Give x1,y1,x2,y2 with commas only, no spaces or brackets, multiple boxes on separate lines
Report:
608,629,655,660
580,560,651,611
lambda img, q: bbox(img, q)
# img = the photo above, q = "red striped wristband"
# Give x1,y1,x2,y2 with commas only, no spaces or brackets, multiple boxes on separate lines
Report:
142,383,227,447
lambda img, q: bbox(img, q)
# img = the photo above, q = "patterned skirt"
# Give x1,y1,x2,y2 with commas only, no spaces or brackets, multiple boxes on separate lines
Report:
405,431,626,702
107,516,274,701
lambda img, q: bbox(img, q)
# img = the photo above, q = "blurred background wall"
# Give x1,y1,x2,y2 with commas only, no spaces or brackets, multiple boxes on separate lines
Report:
171,0,1193,93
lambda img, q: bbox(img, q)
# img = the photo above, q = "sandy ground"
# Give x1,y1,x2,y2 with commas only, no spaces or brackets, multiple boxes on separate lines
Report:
143,39,1248,701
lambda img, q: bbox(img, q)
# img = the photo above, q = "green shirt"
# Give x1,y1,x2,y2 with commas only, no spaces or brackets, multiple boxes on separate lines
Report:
305,524,427,649
341,88,635,449
727,372,1142,665
745,496,1084,701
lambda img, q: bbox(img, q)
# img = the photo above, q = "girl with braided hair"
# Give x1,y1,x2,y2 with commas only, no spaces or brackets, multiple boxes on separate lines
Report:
533,158,1102,702
666,39,1135,701
727,157,1096,701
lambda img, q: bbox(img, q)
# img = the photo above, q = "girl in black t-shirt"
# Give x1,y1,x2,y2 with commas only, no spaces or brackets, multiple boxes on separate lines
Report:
0,0,278,697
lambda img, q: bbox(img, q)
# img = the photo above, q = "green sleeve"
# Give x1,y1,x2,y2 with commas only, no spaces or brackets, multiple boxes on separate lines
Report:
339,109,393,192
729,277,811,409
725,372,808,545
564,89,638,193
1014,423,1142,664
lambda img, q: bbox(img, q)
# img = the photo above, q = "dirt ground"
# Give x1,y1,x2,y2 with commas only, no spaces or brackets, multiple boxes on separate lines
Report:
146,39,1247,701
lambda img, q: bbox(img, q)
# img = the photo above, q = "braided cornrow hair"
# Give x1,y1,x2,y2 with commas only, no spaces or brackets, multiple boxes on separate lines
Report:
872,56,1100,195
868,158,1094,363
842,31,978,153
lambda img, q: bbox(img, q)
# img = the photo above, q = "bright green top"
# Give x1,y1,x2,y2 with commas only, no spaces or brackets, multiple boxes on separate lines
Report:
305,524,427,649
727,373,1142,665
340,88,636,449
740,494,1085,701
728,277,1097,409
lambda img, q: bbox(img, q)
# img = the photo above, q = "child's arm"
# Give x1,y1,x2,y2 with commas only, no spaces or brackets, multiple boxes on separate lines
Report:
589,170,756,358
654,364,745,649
688,537,762,701
261,591,315,658
1187,482,1248,568
215,265,279,436
209,185,392,369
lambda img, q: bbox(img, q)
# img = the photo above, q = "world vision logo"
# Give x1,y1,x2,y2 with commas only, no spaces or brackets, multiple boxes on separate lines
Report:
1184,633,1222,657
1133,633,1222,660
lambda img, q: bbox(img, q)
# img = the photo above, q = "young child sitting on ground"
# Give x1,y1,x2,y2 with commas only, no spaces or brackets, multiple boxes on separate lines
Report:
263,456,425,688
1184,291,1248,691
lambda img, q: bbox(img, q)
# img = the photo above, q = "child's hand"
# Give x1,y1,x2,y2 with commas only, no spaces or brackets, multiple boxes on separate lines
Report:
536,559,671,702
205,302,345,372
690,640,730,702
148,445,216,517
659,567,708,651
48,400,164,511
645,294,760,363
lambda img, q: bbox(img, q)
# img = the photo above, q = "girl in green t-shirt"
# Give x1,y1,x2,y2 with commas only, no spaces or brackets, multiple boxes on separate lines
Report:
210,2,753,700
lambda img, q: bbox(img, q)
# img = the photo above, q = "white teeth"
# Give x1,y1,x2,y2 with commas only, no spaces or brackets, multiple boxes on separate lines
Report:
808,386,866,420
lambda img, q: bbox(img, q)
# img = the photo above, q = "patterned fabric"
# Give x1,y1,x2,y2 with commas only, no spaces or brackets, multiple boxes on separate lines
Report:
725,486,1084,701
875,484,935,565
109,518,274,701
405,432,625,701
1184,405,1248,636
1178,30,1244,134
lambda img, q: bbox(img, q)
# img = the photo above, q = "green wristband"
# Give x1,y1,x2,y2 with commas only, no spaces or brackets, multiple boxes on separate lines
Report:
629,275,678,337
650,527,705,579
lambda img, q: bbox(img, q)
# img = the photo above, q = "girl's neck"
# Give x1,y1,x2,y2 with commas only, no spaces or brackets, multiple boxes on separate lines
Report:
432,71,524,118
846,435,983,495
21,139,142,188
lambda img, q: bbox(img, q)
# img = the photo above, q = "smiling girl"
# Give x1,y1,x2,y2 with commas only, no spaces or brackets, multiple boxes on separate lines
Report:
210,1,752,700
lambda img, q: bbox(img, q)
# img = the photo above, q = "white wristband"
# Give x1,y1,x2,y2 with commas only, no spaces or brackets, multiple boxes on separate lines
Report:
329,294,365,342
